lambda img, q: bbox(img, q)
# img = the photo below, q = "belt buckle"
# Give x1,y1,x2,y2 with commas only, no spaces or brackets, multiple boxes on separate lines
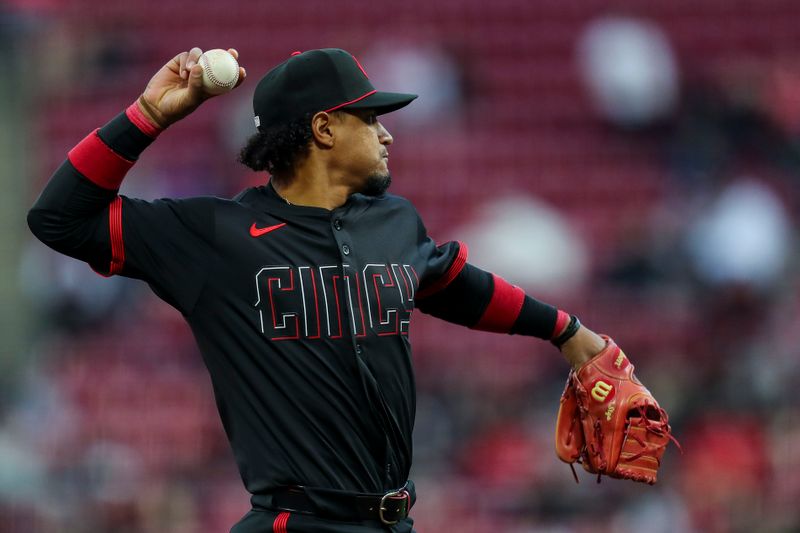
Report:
379,487,410,525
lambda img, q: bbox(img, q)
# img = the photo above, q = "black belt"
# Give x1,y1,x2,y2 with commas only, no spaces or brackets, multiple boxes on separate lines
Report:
254,481,414,526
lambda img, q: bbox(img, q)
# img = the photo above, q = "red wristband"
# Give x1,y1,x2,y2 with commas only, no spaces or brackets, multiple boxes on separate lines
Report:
551,309,570,339
126,100,163,138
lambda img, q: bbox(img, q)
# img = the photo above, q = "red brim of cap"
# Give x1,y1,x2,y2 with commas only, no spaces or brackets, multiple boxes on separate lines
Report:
343,91,418,115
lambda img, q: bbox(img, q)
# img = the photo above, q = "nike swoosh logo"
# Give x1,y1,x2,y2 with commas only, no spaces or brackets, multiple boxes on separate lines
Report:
250,222,287,237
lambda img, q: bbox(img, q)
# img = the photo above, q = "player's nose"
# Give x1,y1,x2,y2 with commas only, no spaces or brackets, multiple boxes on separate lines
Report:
377,121,393,145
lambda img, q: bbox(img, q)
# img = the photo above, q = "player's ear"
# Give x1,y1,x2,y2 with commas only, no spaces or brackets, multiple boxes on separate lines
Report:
310,111,336,148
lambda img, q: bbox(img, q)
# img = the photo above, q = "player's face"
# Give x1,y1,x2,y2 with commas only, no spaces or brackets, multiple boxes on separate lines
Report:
334,109,393,196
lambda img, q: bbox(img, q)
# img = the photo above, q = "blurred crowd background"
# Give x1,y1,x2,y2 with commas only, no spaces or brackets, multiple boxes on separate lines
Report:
2,0,800,531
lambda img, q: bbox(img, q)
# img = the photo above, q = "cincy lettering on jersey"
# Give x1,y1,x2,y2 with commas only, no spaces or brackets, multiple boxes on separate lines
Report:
254,263,418,341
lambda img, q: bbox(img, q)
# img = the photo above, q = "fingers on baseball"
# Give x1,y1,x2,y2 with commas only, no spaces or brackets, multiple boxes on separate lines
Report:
234,67,247,88
180,47,204,79
188,64,207,97
224,49,246,89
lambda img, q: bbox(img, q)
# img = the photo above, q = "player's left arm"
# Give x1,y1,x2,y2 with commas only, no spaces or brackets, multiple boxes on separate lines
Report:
415,260,604,367
415,231,678,483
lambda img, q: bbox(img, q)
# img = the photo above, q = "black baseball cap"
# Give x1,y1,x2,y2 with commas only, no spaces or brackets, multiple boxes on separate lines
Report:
253,48,418,131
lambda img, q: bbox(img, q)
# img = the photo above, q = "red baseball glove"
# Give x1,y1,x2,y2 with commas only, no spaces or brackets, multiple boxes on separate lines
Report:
554,336,679,484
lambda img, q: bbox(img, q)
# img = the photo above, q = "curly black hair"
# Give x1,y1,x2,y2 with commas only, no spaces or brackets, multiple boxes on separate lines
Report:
238,113,315,178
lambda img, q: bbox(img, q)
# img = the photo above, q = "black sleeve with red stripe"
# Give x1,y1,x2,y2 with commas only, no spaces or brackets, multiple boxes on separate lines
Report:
115,195,215,313
416,240,468,300
27,107,155,272
27,160,119,271
416,262,560,340
28,107,214,314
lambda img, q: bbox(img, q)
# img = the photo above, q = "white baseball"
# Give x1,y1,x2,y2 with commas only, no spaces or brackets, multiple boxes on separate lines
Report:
198,49,240,95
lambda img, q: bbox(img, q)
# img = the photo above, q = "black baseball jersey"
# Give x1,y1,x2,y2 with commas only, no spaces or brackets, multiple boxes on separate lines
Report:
28,108,558,502
133,184,462,493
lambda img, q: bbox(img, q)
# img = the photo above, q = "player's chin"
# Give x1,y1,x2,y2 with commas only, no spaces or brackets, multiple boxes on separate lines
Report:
361,172,392,197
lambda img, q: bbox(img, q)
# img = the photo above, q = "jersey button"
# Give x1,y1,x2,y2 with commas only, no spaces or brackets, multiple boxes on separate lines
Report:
342,244,350,255
356,344,363,355
334,219,343,231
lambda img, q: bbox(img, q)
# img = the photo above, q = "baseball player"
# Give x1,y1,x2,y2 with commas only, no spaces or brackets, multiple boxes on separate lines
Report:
28,47,672,532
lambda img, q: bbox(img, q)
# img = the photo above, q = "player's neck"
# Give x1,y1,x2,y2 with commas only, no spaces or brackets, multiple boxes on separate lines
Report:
273,169,351,211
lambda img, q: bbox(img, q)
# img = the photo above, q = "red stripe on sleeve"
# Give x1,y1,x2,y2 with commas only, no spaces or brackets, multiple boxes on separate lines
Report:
67,129,134,190
108,196,125,275
125,101,163,138
551,309,570,339
473,274,525,333
416,241,468,299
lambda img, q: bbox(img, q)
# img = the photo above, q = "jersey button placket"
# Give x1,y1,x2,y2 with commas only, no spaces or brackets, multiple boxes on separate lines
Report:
332,210,359,359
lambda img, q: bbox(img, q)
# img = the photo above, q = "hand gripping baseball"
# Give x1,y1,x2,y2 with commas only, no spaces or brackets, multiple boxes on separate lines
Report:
554,336,680,484
138,47,247,129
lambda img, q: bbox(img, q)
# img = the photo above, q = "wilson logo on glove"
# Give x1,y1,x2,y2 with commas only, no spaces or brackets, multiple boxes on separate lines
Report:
590,380,614,402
